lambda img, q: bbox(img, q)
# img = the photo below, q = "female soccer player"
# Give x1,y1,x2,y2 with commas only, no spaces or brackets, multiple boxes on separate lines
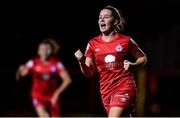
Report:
16,39,72,117
74,5,147,117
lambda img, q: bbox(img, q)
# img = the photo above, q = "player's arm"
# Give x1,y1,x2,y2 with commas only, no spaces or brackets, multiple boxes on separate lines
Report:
16,65,30,80
56,70,72,95
124,38,147,70
74,49,95,78
16,60,33,80
51,69,72,105
124,48,147,70
133,48,147,67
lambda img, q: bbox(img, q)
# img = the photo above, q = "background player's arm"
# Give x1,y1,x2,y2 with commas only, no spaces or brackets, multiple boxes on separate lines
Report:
16,65,30,80
51,70,72,105
74,49,95,78
57,70,72,95
16,60,33,80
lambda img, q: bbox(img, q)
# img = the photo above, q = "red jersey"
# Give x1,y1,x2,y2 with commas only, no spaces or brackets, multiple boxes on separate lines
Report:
25,57,65,100
85,33,138,104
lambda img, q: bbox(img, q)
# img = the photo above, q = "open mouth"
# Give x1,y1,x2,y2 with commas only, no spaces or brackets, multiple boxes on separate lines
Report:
100,23,106,29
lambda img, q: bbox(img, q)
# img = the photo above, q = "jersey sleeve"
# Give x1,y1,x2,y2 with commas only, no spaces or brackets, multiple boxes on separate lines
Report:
128,38,139,57
25,59,34,72
84,42,94,58
56,61,66,74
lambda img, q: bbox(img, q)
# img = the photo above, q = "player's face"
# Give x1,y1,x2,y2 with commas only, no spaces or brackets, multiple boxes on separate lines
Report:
38,44,52,59
98,9,115,34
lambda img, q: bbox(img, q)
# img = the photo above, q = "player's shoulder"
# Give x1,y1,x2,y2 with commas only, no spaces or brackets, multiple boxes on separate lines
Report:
50,57,61,63
32,57,41,63
25,58,36,68
51,57,65,70
116,33,131,41
117,33,137,46
118,34,138,47
88,35,101,44
26,57,37,63
33,57,39,61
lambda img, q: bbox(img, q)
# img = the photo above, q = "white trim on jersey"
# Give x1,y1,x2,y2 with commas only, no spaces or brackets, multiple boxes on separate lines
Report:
57,62,65,71
26,60,34,68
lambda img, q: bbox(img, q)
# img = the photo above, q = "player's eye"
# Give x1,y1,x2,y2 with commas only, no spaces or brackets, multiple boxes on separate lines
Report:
99,16,102,20
104,15,111,19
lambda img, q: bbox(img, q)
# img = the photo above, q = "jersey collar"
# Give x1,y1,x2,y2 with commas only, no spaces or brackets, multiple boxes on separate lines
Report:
99,33,119,43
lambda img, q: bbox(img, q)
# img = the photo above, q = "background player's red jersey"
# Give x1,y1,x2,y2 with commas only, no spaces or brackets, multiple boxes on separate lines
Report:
85,33,139,113
25,57,65,100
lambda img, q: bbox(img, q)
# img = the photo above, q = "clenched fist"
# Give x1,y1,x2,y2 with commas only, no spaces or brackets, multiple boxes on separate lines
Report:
123,60,134,70
74,49,84,61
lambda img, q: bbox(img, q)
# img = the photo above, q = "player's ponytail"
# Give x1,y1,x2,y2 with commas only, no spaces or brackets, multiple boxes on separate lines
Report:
40,38,60,55
104,5,125,32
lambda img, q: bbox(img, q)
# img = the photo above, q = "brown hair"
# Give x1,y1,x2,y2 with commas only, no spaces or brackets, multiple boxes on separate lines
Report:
40,38,60,55
104,5,125,32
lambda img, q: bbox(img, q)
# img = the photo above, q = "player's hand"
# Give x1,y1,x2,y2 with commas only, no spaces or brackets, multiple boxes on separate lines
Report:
16,71,21,81
16,65,27,80
51,92,59,105
74,49,84,62
123,60,134,70
18,65,29,77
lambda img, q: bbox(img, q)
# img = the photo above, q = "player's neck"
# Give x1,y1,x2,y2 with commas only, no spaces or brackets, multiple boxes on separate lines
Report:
101,31,115,42
40,57,49,65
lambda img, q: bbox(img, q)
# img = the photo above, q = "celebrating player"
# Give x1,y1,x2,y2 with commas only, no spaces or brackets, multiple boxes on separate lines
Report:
16,39,72,117
74,5,147,117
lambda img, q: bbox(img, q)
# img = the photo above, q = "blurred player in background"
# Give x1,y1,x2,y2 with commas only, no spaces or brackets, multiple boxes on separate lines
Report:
16,38,72,117
74,5,147,117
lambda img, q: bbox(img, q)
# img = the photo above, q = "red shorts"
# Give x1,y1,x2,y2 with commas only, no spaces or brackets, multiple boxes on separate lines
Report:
32,96,60,116
101,79,137,115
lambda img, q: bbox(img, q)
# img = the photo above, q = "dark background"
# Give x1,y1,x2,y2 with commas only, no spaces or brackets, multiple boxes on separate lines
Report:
1,0,180,116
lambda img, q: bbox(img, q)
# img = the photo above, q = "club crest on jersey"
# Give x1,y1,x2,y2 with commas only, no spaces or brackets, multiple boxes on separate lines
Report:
115,45,123,52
